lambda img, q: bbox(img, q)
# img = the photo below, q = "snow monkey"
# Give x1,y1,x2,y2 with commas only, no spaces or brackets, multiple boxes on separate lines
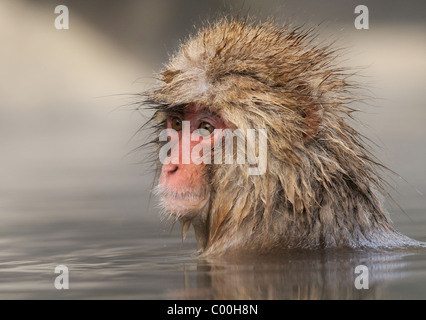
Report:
142,18,422,256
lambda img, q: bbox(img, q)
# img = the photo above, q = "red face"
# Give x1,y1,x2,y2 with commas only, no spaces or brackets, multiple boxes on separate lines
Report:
156,103,227,219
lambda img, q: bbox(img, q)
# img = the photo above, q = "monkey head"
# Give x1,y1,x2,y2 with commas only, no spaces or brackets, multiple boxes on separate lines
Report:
143,18,421,255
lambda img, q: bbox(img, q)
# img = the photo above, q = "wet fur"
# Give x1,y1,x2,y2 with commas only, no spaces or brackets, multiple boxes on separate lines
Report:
143,17,421,256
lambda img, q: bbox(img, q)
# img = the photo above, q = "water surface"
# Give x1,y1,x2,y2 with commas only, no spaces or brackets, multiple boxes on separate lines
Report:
1,199,425,299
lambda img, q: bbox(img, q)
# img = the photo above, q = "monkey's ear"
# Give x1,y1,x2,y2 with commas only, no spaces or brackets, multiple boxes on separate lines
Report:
295,82,322,142
302,104,321,142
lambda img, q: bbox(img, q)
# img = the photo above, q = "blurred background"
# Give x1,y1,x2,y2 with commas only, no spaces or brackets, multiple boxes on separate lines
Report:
0,0,425,299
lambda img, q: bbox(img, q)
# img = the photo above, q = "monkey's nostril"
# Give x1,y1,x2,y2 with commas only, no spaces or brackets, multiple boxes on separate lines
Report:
163,164,179,174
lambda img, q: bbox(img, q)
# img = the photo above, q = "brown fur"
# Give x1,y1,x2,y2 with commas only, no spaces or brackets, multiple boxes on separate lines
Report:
143,17,421,256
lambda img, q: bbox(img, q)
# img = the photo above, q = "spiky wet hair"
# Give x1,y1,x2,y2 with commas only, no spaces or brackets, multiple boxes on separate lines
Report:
144,17,419,255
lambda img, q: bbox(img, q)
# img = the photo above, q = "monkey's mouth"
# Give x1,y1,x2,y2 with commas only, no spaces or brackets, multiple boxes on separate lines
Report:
154,184,208,216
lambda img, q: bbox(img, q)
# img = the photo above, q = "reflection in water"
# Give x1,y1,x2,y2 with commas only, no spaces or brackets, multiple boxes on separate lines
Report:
171,248,424,300
0,219,425,299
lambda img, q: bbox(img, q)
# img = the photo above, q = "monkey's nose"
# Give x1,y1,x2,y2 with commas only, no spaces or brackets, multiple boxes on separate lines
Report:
162,163,179,175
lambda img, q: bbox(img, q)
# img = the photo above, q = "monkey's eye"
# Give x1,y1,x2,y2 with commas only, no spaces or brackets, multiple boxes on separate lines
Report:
171,117,182,131
198,121,215,136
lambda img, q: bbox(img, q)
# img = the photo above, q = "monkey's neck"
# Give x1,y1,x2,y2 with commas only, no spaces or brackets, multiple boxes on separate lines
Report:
191,205,210,254
191,188,421,256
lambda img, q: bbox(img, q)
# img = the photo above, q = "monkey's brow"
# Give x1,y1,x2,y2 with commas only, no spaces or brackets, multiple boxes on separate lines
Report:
192,110,219,119
165,105,219,120
165,110,185,120
164,103,186,113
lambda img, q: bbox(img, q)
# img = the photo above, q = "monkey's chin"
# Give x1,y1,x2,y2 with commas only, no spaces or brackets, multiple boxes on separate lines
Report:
162,197,207,220
154,185,208,220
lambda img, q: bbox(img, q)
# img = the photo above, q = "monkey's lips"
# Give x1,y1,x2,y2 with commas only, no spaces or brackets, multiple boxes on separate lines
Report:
154,184,208,217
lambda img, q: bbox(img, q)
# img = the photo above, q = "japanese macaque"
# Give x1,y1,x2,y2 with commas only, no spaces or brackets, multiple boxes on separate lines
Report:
143,18,422,256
